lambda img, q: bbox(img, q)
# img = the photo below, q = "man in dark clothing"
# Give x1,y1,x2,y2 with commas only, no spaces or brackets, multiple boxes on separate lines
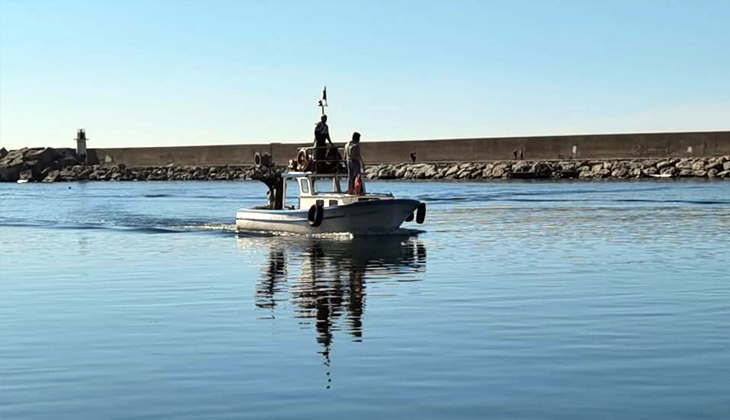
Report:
314,115,333,172
314,115,331,146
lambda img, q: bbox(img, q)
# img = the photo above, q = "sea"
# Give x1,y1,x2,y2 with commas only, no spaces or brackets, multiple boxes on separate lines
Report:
1,179,729,419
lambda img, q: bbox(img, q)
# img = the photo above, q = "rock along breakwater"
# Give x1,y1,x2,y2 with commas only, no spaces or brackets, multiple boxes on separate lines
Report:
1,147,729,182
364,157,730,180
0,147,270,182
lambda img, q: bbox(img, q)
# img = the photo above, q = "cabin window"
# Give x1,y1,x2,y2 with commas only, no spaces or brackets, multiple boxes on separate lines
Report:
328,200,338,207
299,179,310,194
285,179,300,209
312,177,341,194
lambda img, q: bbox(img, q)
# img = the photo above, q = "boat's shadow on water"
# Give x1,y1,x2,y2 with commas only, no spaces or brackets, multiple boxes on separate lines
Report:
235,232,427,388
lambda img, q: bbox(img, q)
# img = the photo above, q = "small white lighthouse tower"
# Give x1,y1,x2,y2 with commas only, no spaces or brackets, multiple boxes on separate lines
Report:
75,129,88,164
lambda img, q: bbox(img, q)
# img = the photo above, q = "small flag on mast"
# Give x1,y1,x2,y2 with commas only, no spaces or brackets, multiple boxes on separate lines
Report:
318,86,328,115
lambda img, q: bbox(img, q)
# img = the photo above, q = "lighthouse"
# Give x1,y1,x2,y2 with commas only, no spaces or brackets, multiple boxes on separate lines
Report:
75,129,88,164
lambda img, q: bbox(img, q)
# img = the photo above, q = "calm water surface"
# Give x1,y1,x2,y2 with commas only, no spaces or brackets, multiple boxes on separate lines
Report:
1,180,729,419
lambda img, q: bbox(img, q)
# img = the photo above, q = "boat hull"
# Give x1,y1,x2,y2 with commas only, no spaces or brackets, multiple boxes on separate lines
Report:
236,199,421,235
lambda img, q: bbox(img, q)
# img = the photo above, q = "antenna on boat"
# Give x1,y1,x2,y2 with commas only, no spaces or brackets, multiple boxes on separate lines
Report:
317,86,328,115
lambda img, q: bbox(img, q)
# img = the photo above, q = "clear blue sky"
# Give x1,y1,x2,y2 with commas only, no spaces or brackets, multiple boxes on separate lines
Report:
1,0,728,150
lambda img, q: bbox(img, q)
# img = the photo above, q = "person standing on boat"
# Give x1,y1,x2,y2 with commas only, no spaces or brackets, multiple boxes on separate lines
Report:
346,132,365,194
314,115,333,172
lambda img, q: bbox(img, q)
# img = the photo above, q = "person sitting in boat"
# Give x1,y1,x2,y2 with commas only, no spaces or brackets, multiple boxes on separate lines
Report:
346,132,365,194
313,115,333,172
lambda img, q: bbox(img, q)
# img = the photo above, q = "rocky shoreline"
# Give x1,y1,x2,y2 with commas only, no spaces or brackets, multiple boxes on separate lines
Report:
0,147,276,182
1,147,729,182
364,157,730,180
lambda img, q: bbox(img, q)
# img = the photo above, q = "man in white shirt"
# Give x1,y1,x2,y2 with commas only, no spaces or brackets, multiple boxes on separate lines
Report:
346,132,365,194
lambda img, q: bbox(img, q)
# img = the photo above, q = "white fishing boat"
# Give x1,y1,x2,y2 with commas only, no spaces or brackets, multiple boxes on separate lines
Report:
237,87,425,234
235,172,426,235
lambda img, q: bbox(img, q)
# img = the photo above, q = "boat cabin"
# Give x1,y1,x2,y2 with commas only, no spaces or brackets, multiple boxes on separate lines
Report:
283,172,393,210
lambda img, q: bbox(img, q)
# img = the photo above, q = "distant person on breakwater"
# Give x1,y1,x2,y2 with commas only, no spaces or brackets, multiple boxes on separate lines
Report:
314,115,333,172
346,132,365,194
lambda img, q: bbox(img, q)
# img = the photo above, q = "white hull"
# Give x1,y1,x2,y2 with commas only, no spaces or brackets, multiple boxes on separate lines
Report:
236,199,421,235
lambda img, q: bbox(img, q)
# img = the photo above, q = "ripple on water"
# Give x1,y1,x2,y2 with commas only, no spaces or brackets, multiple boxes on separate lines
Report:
1,180,729,419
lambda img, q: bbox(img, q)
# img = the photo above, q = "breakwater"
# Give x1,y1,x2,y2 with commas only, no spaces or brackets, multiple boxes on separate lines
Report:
364,157,730,180
0,147,268,182
2,147,728,182
87,130,730,167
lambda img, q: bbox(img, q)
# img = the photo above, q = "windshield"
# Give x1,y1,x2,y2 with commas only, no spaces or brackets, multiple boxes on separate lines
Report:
312,177,342,194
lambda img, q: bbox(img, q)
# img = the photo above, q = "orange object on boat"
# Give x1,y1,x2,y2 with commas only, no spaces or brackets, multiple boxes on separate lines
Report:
354,174,365,195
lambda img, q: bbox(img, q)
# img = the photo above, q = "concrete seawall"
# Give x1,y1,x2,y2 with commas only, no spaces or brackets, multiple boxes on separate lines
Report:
88,131,730,167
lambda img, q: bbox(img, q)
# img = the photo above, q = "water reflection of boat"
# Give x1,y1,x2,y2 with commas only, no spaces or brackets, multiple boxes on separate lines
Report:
239,234,426,385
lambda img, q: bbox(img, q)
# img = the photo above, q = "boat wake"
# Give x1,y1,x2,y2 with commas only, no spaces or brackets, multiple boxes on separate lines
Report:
0,219,238,235
235,227,424,239
0,218,421,237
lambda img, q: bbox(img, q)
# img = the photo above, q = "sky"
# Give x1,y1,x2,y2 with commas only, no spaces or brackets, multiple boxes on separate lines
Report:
0,0,728,150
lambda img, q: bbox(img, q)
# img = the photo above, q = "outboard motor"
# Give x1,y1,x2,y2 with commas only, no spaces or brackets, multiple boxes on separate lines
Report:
416,203,427,224
405,202,427,223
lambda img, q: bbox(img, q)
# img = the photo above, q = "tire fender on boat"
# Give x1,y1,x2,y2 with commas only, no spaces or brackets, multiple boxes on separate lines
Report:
416,203,426,224
297,150,310,171
254,152,272,168
308,204,324,227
